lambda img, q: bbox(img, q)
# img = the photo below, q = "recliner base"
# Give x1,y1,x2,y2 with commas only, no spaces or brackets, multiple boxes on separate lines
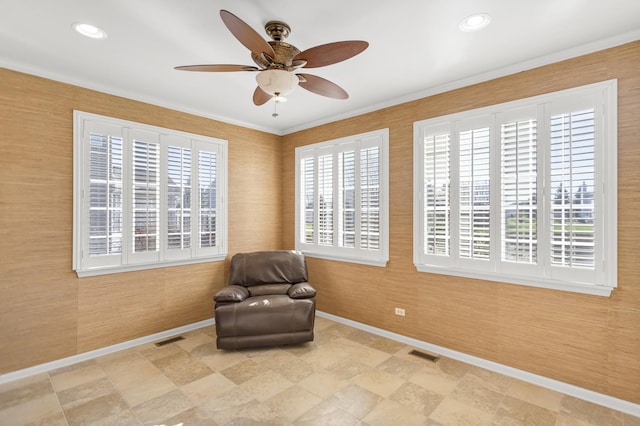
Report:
216,330,314,350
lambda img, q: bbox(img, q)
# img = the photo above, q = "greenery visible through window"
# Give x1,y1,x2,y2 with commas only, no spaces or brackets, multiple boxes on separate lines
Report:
73,111,227,276
413,80,617,296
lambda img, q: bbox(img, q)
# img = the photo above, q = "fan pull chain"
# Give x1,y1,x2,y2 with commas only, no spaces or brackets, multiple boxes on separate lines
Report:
272,92,287,118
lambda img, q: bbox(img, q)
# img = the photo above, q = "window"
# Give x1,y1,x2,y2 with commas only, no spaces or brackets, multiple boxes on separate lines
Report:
296,129,389,266
413,80,617,296
73,111,227,276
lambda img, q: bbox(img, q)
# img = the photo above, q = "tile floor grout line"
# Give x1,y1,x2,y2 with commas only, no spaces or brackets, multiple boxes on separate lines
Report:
48,372,71,426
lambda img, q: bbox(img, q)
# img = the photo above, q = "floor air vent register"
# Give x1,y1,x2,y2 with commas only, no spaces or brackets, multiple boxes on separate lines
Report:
408,349,440,362
154,336,185,347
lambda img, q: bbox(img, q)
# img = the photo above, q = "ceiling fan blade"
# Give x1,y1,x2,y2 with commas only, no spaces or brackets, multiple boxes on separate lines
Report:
175,64,259,72
294,41,368,68
297,73,349,99
220,10,275,59
253,86,272,106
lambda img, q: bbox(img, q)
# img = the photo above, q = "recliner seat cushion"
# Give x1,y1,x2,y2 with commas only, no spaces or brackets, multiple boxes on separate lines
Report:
247,283,291,297
215,295,315,337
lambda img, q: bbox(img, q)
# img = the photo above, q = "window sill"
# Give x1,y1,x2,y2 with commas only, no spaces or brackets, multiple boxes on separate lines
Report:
414,264,614,297
76,255,227,277
302,252,388,268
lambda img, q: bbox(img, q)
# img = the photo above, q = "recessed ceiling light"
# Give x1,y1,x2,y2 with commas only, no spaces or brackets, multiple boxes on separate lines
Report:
459,13,491,32
72,23,107,39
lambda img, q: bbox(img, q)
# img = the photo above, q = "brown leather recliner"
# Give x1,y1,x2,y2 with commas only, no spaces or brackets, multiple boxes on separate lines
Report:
213,250,316,350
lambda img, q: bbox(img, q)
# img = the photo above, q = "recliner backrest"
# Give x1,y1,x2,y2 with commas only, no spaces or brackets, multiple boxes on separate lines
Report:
228,250,308,286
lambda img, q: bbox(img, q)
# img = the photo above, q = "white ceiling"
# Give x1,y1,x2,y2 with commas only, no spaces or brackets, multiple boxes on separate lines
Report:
2,0,639,135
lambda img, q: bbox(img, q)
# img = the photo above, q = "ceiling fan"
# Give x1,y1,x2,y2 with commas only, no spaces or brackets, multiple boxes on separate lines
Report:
175,10,368,106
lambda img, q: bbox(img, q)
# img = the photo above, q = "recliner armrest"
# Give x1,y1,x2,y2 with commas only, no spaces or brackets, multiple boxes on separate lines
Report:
214,285,249,303
288,282,316,299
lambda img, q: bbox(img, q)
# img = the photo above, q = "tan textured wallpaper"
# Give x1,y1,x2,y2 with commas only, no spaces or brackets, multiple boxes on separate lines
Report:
0,68,282,372
281,41,640,404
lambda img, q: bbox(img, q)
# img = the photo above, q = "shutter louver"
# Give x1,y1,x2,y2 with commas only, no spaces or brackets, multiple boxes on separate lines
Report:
501,119,537,263
89,133,123,256
360,146,380,251
424,133,450,256
318,154,333,246
302,157,315,244
132,139,160,253
459,127,491,260
550,109,595,268
198,150,217,248
339,151,356,248
167,146,192,250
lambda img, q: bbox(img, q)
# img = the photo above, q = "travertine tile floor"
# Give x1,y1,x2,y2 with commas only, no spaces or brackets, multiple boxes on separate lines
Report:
1,316,638,425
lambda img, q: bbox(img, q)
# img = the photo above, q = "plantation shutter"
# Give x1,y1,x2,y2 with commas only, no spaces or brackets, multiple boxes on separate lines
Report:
198,148,217,251
86,123,124,269
360,145,381,251
164,135,193,259
339,150,356,248
74,111,228,276
301,157,315,244
423,131,451,257
130,131,160,263
459,126,491,260
549,108,596,269
295,129,388,266
318,153,334,246
413,81,615,294
500,118,538,265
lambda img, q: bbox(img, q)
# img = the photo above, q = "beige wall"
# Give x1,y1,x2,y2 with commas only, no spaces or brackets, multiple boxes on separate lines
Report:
282,41,640,404
0,68,283,373
1,40,638,405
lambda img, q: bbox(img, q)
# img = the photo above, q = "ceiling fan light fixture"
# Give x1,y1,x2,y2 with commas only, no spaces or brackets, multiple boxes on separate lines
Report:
256,69,299,96
459,13,491,32
72,23,107,39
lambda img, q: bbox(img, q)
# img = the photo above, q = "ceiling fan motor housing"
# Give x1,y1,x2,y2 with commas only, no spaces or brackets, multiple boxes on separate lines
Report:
252,41,301,70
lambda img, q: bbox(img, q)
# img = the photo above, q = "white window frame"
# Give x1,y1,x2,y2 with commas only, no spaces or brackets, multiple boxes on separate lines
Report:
295,129,389,266
73,111,228,277
413,80,617,296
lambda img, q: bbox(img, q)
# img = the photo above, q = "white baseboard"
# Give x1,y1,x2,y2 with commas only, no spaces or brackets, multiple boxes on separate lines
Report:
316,311,640,418
0,318,215,385
1,312,638,418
